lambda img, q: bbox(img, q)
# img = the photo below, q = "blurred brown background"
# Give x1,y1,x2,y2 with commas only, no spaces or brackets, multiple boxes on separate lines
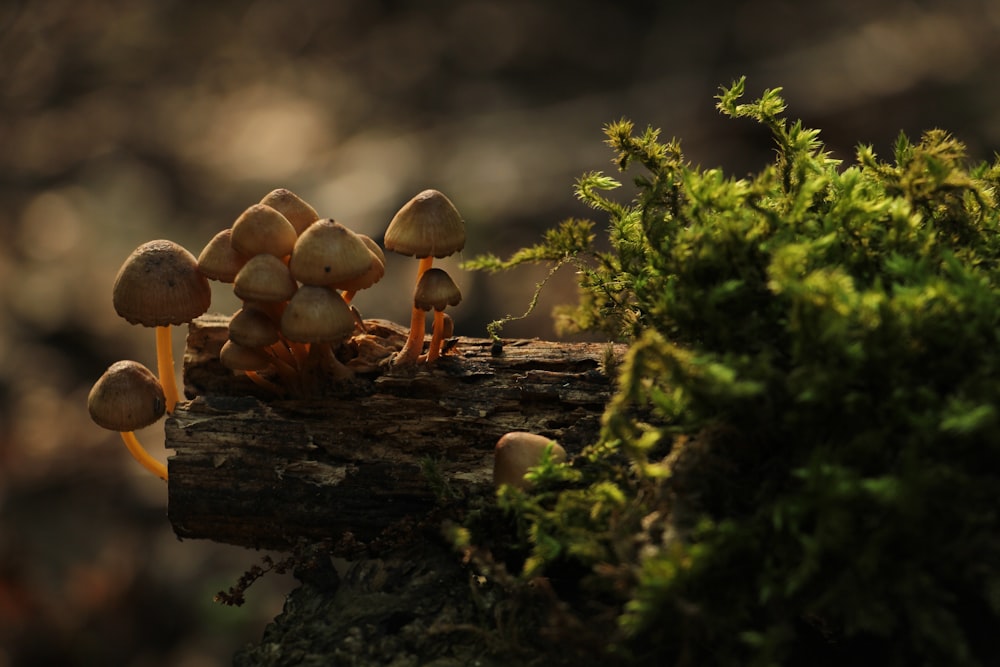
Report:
2,1,999,664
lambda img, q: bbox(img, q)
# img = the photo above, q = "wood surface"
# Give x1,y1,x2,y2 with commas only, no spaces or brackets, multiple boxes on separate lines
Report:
166,313,622,551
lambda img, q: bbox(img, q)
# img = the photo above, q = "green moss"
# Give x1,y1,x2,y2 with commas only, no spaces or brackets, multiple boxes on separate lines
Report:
463,77,1000,665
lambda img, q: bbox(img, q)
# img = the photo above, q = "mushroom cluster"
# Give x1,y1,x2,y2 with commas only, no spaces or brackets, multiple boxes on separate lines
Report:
89,187,467,480
204,187,466,392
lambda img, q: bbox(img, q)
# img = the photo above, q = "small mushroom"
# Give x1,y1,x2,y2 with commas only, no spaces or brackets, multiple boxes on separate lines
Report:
197,228,247,283
230,204,297,258
383,190,465,365
220,339,290,394
112,240,212,413
232,253,298,303
259,188,320,236
493,432,567,490
289,219,374,288
88,360,169,481
339,233,386,303
280,285,356,379
413,268,462,363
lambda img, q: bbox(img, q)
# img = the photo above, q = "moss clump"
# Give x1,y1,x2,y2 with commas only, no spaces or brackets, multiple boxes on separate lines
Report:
463,78,1000,665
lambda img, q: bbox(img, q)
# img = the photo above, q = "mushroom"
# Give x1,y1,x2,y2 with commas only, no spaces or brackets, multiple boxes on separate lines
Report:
493,432,567,490
112,240,212,413
289,219,374,288
280,285,357,380
197,228,246,283
88,360,169,481
232,253,297,303
412,268,462,363
259,188,320,236
227,306,299,389
339,234,386,304
383,189,465,365
230,204,297,259
219,339,289,394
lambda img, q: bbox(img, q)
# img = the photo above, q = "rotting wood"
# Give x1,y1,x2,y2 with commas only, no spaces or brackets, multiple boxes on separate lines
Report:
167,313,624,551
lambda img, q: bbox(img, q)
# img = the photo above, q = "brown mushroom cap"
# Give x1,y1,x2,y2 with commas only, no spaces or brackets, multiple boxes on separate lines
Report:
88,360,166,431
413,268,462,311
337,233,387,292
233,254,297,302
230,204,297,258
228,306,280,348
280,285,355,343
289,219,374,287
384,189,465,258
259,188,320,236
493,432,567,490
357,233,386,266
219,339,273,372
197,228,247,283
113,240,212,327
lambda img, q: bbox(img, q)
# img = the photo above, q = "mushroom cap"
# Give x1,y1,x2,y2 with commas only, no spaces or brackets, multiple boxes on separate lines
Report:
219,339,273,372
228,306,280,348
280,285,355,343
289,219,374,287
493,432,567,489
233,254,297,302
88,360,166,431
413,268,462,311
113,239,212,327
337,233,387,292
230,204,297,258
197,228,247,282
259,188,320,235
337,256,385,293
384,189,465,258
357,233,386,266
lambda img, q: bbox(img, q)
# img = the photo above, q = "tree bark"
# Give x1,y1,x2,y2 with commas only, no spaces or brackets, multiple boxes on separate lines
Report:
166,313,623,551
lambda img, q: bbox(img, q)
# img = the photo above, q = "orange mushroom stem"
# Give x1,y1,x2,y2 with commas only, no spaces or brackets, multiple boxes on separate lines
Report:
395,305,429,365
394,256,439,365
156,325,180,413
425,311,447,363
120,431,168,481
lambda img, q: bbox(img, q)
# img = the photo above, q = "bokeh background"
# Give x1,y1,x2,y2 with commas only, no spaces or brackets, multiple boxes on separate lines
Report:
2,1,999,664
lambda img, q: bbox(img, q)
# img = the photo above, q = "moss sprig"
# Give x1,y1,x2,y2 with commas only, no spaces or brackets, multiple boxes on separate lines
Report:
464,77,1000,666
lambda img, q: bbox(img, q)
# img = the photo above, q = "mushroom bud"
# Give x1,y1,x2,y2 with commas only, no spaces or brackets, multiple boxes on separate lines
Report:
493,432,567,490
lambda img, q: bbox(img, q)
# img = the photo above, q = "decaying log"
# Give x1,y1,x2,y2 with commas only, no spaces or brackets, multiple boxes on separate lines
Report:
167,313,623,551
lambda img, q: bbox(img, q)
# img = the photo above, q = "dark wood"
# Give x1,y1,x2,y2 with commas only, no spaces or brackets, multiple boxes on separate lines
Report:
167,313,622,551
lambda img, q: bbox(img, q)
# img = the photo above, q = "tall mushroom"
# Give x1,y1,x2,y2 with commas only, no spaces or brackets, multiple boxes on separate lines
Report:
413,268,462,363
112,240,212,413
383,189,465,365
88,360,169,481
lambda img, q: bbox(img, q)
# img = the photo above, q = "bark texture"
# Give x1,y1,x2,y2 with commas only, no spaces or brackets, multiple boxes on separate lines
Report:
167,313,622,551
